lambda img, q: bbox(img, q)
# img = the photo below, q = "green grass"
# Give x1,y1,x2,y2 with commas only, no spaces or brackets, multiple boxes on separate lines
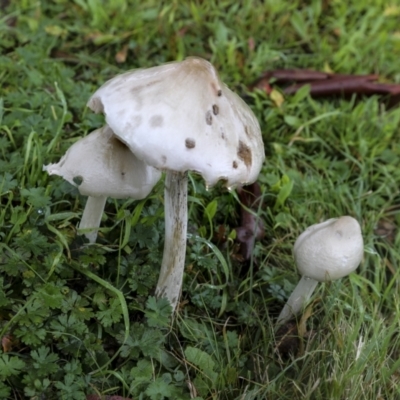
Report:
1,0,400,399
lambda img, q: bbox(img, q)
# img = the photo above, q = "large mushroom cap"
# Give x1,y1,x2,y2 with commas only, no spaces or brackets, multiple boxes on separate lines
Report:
44,125,161,198
87,57,265,187
294,216,364,282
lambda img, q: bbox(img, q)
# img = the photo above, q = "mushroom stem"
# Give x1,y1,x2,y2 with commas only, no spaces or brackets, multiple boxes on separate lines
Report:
79,196,107,243
276,275,318,326
155,171,188,311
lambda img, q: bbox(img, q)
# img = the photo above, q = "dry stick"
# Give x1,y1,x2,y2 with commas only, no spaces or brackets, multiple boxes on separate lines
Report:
252,68,400,106
284,79,400,96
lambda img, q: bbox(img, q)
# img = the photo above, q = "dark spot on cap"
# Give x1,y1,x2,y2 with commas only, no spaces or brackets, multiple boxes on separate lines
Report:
220,128,225,140
212,104,219,115
206,110,212,125
232,161,238,169
211,82,222,97
73,176,83,186
185,138,196,149
121,172,126,176
150,114,163,128
237,141,252,168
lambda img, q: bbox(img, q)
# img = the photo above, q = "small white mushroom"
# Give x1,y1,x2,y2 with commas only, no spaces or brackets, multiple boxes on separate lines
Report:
87,57,265,310
44,125,161,243
276,216,364,326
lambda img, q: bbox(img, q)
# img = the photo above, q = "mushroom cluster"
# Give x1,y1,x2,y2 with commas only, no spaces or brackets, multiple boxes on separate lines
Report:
276,216,364,326
86,56,265,310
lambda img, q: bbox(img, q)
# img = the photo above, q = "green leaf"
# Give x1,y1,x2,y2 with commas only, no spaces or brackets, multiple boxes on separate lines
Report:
184,346,218,383
130,359,153,383
0,354,26,379
145,377,172,400
284,115,301,127
290,10,309,41
185,346,215,372
193,376,209,398
96,297,123,327
130,224,160,249
204,199,218,220
0,97,3,125
61,291,94,321
0,173,17,192
49,314,88,338
37,282,64,309
140,329,165,358
54,373,86,399
120,323,165,360
0,381,10,397
14,326,47,346
87,0,110,27
144,296,172,328
13,228,51,257
10,206,28,226
30,346,59,377
272,174,293,211
0,278,11,307
20,187,51,208
291,83,311,103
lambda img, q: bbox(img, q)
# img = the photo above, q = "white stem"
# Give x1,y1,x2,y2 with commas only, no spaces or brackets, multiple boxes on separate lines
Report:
78,196,107,243
155,171,188,311
276,275,319,326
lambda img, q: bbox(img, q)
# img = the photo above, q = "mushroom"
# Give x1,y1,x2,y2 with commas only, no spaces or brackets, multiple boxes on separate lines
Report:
276,216,364,326
44,125,161,243
87,56,265,310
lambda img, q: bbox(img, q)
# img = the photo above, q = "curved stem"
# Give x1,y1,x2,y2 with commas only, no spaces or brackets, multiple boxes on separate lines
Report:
276,275,318,326
155,171,188,311
78,196,107,243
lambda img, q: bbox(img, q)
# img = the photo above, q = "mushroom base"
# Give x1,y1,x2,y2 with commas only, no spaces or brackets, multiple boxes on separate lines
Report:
276,275,318,326
155,171,188,311
79,196,107,243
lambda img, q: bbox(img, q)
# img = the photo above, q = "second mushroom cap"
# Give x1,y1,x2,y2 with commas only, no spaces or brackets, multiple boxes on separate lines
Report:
44,125,161,198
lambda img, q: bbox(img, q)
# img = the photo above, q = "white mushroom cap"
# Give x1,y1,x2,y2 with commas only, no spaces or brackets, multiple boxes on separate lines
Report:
87,57,265,188
44,125,161,198
294,216,364,282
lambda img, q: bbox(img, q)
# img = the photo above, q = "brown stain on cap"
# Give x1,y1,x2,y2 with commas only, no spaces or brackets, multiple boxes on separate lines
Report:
237,140,252,168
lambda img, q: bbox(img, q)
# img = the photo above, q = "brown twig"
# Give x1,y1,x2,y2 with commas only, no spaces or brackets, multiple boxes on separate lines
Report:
251,68,400,106
235,183,265,260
